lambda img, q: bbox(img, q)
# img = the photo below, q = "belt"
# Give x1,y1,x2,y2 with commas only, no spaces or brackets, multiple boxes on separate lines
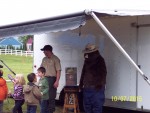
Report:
84,85,95,88
45,76,56,78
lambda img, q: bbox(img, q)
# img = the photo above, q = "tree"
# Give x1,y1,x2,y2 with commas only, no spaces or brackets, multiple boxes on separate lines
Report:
18,35,33,50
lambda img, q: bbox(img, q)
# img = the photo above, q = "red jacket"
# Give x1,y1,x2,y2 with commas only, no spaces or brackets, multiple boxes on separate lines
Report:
0,77,8,100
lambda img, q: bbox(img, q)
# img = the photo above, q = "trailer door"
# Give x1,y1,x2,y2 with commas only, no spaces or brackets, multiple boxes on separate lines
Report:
137,15,150,110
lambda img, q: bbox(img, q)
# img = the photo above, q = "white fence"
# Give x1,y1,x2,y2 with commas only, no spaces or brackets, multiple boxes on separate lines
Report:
0,49,33,57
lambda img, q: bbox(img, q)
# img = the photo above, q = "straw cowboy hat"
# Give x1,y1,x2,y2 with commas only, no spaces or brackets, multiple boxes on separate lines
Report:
66,68,74,75
82,43,98,53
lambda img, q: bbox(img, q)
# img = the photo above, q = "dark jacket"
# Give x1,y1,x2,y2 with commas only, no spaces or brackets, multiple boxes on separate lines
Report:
79,51,107,90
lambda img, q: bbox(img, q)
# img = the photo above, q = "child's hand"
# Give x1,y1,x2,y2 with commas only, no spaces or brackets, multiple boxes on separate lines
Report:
8,90,11,96
8,90,11,94
13,80,17,85
7,93,11,98
7,91,13,98
12,80,15,83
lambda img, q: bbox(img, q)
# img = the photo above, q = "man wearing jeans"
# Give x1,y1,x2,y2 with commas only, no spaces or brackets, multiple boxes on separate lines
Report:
41,45,61,113
79,43,107,113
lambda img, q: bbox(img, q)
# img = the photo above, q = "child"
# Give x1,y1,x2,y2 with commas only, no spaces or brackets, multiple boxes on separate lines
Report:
9,74,26,113
0,70,8,113
37,67,49,113
24,73,42,113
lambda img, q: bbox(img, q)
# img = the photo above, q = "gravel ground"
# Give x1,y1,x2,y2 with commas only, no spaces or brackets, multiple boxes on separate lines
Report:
3,106,84,113
55,106,84,113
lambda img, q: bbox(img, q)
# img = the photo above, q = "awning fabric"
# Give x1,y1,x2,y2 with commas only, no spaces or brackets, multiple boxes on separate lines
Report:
1,9,150,38
93,9,150,16
0,12,86,38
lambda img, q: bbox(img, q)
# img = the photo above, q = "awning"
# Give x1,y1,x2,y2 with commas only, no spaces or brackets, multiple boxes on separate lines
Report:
1,9,150,38
93,9,150,16
0,11,86,38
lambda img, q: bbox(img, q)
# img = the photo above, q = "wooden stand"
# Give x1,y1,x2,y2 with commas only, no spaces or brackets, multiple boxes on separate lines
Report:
63,86,80,113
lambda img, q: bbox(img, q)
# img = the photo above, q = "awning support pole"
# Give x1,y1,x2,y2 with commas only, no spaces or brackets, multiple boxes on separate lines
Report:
0,60,16,75
89,11,150,85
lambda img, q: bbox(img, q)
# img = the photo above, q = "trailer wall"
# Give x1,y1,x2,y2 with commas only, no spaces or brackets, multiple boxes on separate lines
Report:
34,15,150,110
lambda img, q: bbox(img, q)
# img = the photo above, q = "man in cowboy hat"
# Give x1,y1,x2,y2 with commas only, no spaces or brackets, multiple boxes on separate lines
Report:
79,43,107,113
40,45,61,113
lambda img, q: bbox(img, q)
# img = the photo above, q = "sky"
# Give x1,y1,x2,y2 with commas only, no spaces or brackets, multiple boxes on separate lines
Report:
0,0,150,26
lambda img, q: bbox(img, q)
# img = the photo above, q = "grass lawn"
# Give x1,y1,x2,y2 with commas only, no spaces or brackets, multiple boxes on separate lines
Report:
0,54,34,112
0,54,33,79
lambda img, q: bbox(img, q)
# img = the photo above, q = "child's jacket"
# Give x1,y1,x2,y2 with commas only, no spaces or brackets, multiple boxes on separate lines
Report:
38,77,49,100
24,82,42,105
0,77,8,100
12,84,24,100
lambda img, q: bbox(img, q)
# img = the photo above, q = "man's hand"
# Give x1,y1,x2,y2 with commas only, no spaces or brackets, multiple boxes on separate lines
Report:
53,81,59,88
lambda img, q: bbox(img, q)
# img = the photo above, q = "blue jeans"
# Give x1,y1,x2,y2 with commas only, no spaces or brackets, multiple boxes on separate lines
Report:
13,100,24,113
83,87,105,113
0,101,3,113
40,100,49,113
27,105,37,113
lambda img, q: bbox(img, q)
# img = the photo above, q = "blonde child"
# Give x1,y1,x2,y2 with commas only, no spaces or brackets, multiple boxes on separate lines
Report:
9,74,26,113
0,70,8,113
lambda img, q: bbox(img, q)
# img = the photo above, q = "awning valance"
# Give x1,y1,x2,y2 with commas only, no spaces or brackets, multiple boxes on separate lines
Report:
0,12,86,38
1,9,150,38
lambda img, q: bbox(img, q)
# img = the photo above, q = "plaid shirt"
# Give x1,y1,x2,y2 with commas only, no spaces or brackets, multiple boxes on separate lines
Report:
12,84,24,100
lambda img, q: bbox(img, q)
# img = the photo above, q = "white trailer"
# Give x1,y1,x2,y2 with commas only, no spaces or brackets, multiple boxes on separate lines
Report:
1,10,150,111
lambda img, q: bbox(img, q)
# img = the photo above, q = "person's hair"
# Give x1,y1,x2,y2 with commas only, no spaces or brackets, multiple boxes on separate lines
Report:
27,73,36,82
37,67,46,74
15,74,26,85
0,70,3,77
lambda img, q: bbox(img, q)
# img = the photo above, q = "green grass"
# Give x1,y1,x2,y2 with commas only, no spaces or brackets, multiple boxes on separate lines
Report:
0,54,33,79
0,54,33,112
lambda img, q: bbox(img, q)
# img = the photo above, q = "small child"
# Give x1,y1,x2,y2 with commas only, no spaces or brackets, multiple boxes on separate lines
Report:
37,67,49,113
9,74,26,113
24,73,42,113
0,70,8,113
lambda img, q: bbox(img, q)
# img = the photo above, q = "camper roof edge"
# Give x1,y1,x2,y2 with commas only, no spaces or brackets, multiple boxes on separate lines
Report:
1,9,150,30
0,10,86,30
